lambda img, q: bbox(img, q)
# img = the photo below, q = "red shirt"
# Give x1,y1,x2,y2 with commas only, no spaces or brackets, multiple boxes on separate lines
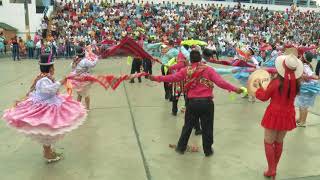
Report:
154,63,238,99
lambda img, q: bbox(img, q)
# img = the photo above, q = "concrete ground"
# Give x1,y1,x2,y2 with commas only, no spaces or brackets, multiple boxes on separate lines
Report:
0,57,319,180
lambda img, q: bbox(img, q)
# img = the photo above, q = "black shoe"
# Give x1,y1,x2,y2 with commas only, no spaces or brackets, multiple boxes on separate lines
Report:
138,78,142,83
172,111,177,116
195,129,202,136
175,148,185,155
205,150,214,157
129,79,134,83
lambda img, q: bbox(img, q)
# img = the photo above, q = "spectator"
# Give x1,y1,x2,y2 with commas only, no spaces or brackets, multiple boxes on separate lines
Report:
26,36,35,59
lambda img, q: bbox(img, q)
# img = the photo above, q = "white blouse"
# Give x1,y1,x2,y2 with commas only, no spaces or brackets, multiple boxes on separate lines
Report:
30,77,62,105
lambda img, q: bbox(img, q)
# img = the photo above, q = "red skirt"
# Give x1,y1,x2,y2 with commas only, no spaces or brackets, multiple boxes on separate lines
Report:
261,105,296,131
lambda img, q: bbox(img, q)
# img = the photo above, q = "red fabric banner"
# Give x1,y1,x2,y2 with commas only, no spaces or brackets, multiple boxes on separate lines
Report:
66,72,149,95
100,36,161,63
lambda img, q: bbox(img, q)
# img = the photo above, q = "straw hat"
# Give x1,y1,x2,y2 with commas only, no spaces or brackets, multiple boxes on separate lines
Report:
247,69,271,96
275,54,303,79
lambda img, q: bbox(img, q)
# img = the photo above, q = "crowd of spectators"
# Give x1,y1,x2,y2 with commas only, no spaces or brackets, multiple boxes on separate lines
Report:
2,0,319,60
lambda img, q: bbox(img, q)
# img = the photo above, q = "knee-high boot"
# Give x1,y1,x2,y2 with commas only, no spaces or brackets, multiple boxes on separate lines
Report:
274,142,283,171
264,141,276,178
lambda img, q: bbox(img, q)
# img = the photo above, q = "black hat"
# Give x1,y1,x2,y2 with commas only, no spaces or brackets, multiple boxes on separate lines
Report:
75,47,85,57
39,54,54,65
305,51,314,63
248,47,255,55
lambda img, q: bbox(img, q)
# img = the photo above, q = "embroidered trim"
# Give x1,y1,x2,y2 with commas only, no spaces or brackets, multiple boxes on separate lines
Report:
199,77,214,89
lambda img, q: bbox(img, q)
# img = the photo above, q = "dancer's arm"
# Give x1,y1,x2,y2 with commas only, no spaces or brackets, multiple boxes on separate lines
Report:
207,68,239,92
81,58,98,68
37,77,67,94
152,68,187,82
212,67,238,75
255,80,277,101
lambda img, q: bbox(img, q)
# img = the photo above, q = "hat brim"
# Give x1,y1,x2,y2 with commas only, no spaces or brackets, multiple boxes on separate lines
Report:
275,55,303,79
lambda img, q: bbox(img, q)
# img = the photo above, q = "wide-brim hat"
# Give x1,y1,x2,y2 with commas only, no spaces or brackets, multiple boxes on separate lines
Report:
248,69,271,97
275,54,303,79
39,54,54,65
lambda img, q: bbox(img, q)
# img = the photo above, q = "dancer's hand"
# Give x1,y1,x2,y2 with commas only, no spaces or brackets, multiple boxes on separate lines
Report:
60,77,67,85
235,88,243,94
149,75,156,81
253,79,262,88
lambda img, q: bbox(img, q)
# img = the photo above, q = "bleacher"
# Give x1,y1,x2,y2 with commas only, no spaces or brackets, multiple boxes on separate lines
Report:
207,0,319,7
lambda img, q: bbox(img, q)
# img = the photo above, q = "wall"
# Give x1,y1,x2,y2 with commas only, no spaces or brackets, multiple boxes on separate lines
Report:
0,0,53,38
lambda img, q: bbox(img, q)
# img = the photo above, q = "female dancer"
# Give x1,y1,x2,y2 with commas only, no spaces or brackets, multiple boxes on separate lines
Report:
2,54,87,163
71,47,98,109
233,46,260,102
295,52,320,127
255,53,303,179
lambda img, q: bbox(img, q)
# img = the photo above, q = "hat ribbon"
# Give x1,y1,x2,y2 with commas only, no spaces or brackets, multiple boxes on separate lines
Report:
281,60,296,104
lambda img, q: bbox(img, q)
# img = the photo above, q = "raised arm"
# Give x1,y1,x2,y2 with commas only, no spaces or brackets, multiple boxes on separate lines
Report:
255,79,277,101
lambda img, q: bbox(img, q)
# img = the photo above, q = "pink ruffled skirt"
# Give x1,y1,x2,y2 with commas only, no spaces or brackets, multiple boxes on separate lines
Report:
2,95,87,145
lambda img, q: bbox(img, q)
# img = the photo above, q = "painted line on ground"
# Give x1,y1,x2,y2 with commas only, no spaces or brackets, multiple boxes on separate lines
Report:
123,82,152,180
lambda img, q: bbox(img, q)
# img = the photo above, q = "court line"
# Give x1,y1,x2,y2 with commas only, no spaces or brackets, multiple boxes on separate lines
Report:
282,175,320,180
123,82,152,180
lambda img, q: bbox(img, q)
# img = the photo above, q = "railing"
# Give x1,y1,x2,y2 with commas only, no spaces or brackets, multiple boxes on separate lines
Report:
0,44,78,59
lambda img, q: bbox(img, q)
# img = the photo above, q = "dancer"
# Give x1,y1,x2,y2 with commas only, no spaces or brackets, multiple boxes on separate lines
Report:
316,45,320,76
233,46,260,102
129,57,143,83
71,47,98,109
254,53,303,179
295,52,320,127
150,50,243,156
160,40,179,100
2,54,87,163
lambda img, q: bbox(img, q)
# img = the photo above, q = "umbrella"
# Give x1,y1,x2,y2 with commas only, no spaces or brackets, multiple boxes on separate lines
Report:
181,40,208,46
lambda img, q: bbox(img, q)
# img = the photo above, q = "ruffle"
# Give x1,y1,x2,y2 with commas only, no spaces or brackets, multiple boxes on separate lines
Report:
263,56,276,68
3,95,87,136
261,105,296,131
300,81,320,95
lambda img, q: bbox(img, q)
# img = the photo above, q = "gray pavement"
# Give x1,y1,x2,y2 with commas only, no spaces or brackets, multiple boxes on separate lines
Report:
0,57,319,180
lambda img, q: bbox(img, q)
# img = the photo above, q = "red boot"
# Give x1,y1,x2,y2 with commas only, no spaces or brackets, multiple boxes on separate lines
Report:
264,141,276,177
274,142,283,171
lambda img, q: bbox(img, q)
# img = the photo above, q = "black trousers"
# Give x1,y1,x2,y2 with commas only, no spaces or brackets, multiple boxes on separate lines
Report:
161,65,172,100
177,98,214,155
316,60,320,76
131,59,142,81
143,58,152,74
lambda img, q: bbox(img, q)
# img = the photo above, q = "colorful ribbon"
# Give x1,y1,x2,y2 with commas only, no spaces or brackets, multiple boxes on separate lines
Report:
66,72,149,95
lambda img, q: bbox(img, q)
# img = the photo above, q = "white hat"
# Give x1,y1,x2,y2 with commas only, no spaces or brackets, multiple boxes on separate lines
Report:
275,54,303,79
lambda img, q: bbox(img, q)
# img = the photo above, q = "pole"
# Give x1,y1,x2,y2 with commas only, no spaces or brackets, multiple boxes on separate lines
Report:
24,0,30,39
